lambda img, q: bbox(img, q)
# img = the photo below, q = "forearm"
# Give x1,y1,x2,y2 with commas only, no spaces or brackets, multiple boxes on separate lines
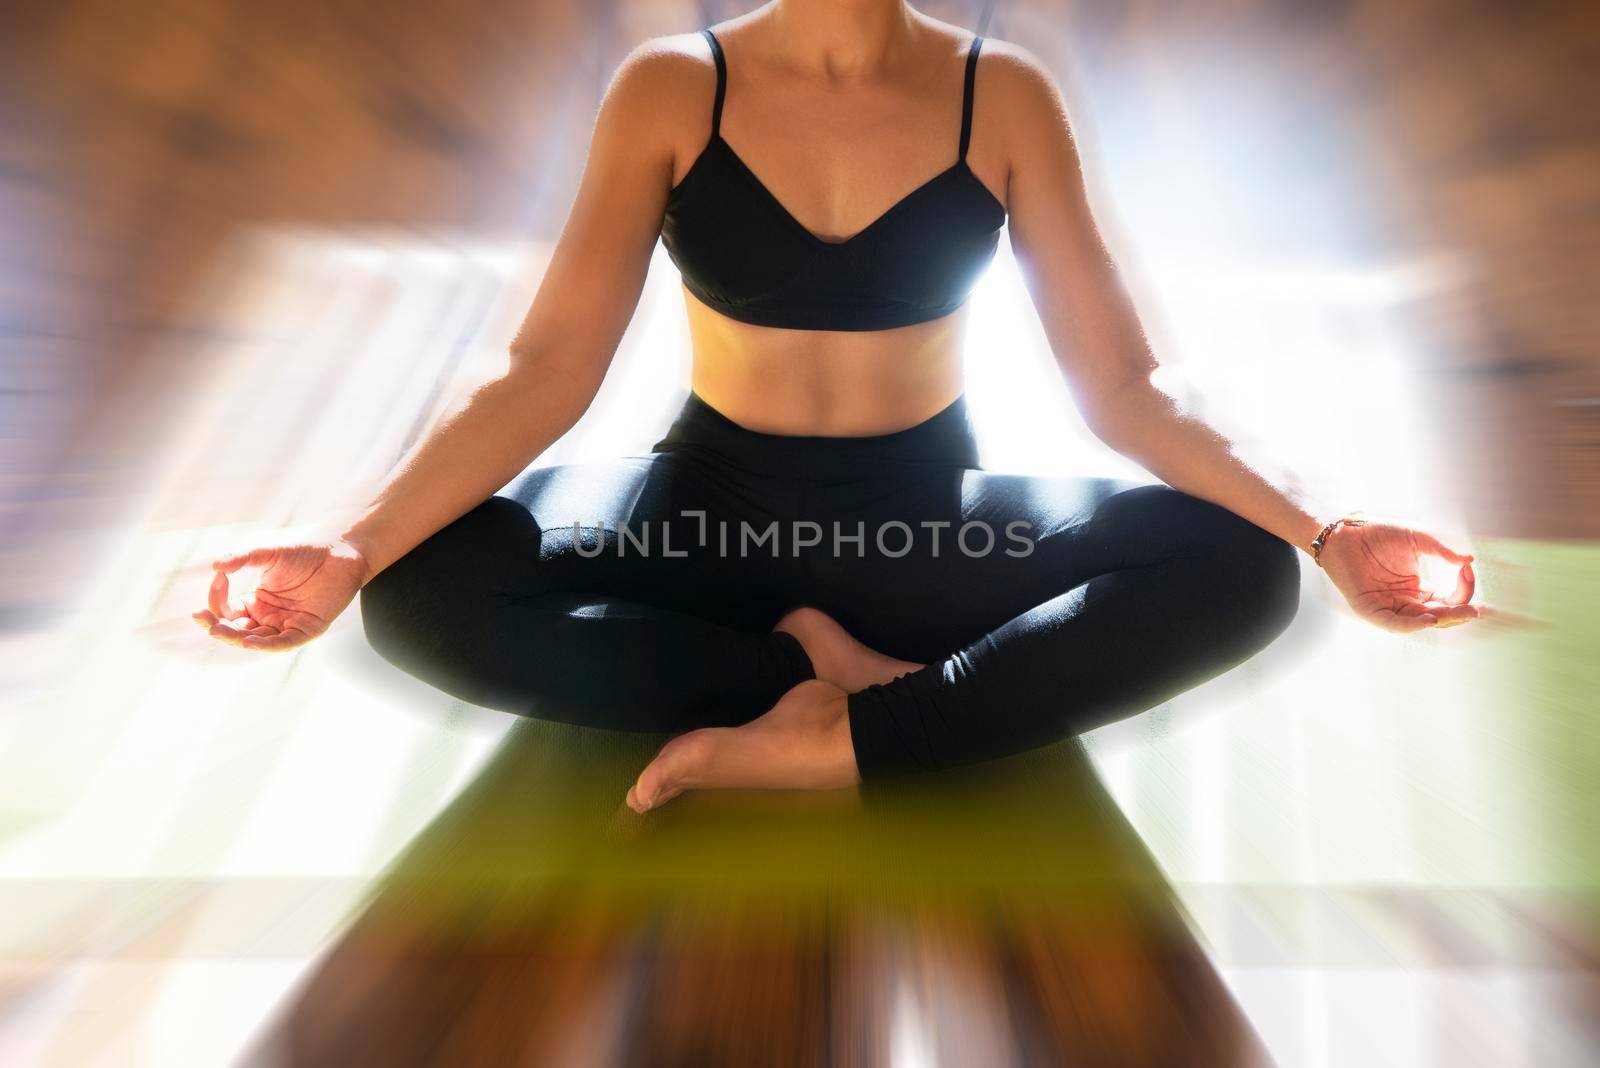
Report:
1092,380,1329,556
337,363,592,582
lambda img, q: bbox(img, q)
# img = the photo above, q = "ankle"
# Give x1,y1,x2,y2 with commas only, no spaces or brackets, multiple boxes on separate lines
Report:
779,679,851,733
788,676,848,707
774,607,838,682
822,690,858,782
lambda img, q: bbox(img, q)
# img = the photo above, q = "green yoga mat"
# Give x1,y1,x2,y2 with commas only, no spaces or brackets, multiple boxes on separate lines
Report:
249,720,1271,1066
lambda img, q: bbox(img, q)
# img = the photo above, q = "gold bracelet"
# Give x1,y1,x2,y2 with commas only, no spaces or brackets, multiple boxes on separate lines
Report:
1309,513,1366,566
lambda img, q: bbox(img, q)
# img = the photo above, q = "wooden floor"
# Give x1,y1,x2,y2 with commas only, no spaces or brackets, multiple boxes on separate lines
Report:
243,719,1272,1066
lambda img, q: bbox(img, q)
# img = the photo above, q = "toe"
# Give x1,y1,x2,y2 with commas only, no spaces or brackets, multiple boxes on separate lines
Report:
632,729,720,812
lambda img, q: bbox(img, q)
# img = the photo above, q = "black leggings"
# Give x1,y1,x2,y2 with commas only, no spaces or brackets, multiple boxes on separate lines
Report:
359,392,1302,779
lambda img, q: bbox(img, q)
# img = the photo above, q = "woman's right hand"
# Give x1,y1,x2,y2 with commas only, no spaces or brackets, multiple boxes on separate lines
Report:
192,537,372,652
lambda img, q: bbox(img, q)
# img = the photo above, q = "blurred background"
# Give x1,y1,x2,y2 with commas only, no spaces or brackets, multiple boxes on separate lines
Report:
1,0,1597,1065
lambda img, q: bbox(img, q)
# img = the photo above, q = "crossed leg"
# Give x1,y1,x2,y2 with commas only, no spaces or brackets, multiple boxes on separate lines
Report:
357,455,1301,811
358,453,817,733
628,473,1303,809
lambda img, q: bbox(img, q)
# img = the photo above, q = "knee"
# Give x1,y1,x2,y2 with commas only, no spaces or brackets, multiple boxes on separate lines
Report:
1198,499,1302,644
1231,518,1302,640
359,495,535,657
1110,483,1301,639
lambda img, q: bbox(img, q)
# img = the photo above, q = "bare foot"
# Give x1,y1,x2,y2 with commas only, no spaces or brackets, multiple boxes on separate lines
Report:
626,679,856,814
774,605,923,692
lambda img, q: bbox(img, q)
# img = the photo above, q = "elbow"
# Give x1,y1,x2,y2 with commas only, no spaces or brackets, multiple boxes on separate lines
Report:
1080,373,1161,450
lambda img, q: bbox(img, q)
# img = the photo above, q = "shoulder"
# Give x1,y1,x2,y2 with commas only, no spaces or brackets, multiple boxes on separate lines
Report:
972,36,1071,123
601,32,718,116
606,32,716,97
589,32,721,178
969,35,1082,178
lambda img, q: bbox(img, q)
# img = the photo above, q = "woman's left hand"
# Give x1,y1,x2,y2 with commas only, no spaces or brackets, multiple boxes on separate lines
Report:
1315,519,1481,633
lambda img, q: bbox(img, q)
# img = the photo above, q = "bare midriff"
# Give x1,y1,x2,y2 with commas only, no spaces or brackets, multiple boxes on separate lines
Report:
684,286,969,436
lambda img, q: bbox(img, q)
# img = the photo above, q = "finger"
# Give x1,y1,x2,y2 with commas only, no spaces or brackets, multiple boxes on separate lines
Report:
207,621,250,647
241,628,312,651
1425,603,1480,627
1367,605,1436,632
214,547,275,573
208,570,237,621
213,548,271,573
195,608,262,634
1443,560,1475,606
1414,562,1473,607
1414,531,1473,565
206,610,269,642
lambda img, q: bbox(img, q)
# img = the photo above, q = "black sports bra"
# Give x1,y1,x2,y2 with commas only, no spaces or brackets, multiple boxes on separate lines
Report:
660,29,1007,332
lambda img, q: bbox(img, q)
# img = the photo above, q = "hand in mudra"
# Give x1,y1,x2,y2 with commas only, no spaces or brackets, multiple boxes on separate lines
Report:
192,538,371,651
1316,519,1480,633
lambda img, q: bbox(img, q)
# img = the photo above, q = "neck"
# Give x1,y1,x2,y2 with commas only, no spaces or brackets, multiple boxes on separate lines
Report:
768,0,917,76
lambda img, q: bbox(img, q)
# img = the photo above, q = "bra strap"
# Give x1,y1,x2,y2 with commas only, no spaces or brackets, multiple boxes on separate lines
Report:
959,34,983,161
703,28,727,138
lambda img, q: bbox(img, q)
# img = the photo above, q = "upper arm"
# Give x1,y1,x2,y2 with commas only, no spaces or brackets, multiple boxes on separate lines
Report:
987,43,1158,430
505,36,706,402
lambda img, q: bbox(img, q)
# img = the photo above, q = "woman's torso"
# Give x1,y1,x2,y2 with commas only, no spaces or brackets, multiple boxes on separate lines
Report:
660,14,1008,437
